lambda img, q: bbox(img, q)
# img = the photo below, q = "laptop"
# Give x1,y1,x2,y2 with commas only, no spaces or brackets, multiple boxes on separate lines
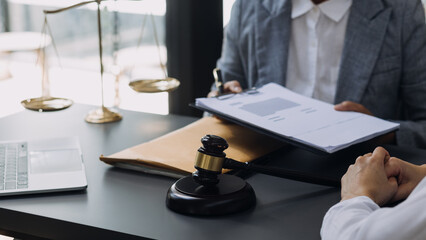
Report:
0,136,87,196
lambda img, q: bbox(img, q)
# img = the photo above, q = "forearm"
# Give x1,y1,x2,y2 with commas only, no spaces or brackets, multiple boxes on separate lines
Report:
322,178,426,240
321,196,379,240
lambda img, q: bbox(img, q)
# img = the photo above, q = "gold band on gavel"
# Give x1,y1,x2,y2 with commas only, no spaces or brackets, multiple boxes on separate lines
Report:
194,152,225,172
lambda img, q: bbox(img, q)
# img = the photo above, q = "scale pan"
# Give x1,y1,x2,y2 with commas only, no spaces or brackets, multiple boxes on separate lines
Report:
21,97,73,112
129,77,180,93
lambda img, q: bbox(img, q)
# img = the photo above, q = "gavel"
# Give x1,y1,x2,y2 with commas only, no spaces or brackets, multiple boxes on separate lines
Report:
166,135,339,216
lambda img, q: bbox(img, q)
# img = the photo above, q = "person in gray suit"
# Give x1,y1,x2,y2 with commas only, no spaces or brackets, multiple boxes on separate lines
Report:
210,0,426,148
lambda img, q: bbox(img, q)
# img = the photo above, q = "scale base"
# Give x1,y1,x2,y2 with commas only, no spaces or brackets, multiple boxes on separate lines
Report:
21,96,73,112
166,174,256,216
85,106,122,124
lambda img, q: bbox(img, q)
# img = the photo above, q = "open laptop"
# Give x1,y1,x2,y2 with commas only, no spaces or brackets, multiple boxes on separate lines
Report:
0,136,87,196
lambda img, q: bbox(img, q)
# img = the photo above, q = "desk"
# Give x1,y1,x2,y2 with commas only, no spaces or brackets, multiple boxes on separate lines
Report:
0,104,425,240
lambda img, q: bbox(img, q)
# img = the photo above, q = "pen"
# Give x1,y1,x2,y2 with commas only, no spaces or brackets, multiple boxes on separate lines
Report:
213,68,224,95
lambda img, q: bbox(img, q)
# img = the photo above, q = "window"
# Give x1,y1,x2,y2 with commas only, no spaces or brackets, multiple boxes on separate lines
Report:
1,0,168,116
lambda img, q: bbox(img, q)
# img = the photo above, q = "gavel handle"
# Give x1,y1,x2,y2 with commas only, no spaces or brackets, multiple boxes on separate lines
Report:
223,158,340,187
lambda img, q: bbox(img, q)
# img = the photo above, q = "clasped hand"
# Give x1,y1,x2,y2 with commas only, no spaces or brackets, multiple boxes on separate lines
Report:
341,147,426,206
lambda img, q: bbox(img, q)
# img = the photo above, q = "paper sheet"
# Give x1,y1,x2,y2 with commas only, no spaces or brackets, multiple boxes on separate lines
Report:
196,83,399,153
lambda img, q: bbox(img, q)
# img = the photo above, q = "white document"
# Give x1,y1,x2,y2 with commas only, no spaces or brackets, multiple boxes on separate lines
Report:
196,83,400,153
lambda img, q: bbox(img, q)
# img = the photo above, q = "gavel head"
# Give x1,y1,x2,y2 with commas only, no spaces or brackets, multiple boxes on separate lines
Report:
192,135,228,187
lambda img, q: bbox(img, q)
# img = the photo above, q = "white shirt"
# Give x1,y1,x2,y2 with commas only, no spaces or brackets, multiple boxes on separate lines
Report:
321,177,426,240
286,0,352,104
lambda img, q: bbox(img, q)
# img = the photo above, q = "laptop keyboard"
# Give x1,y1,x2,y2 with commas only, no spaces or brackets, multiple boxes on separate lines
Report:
0,142,29,190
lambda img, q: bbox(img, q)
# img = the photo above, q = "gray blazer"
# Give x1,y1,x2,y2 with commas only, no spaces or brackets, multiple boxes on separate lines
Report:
217,0,426,148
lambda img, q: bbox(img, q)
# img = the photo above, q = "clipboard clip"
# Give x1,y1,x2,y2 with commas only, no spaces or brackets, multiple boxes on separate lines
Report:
216,88,259,100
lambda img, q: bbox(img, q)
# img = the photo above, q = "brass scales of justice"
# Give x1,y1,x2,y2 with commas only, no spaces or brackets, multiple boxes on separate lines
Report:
21,0,180,123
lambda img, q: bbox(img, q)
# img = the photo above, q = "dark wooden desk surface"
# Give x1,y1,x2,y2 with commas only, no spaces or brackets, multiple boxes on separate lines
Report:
0,104,424,240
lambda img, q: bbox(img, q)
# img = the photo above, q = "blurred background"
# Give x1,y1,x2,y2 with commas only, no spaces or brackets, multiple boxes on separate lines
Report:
0,0,236,118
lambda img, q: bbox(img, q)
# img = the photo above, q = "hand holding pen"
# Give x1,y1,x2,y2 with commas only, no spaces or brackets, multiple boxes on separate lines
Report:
208,68,242,98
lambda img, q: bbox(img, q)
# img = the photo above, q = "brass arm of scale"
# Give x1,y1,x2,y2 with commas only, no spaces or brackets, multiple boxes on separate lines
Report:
43,1,97,14
194,151,225,173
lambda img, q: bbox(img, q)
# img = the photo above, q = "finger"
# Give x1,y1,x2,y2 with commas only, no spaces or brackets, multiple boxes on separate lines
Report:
371,146,389,161
391,185,413,203
223,80,242,93
334,102,362,113
385,157,402,179
355,155,365,164
207,90,219,98
370,147,390,166
334,101,372,115
388,176,398,189
383,152,391,164
334,101,358,111
385,177,399,204
375,146,390,161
